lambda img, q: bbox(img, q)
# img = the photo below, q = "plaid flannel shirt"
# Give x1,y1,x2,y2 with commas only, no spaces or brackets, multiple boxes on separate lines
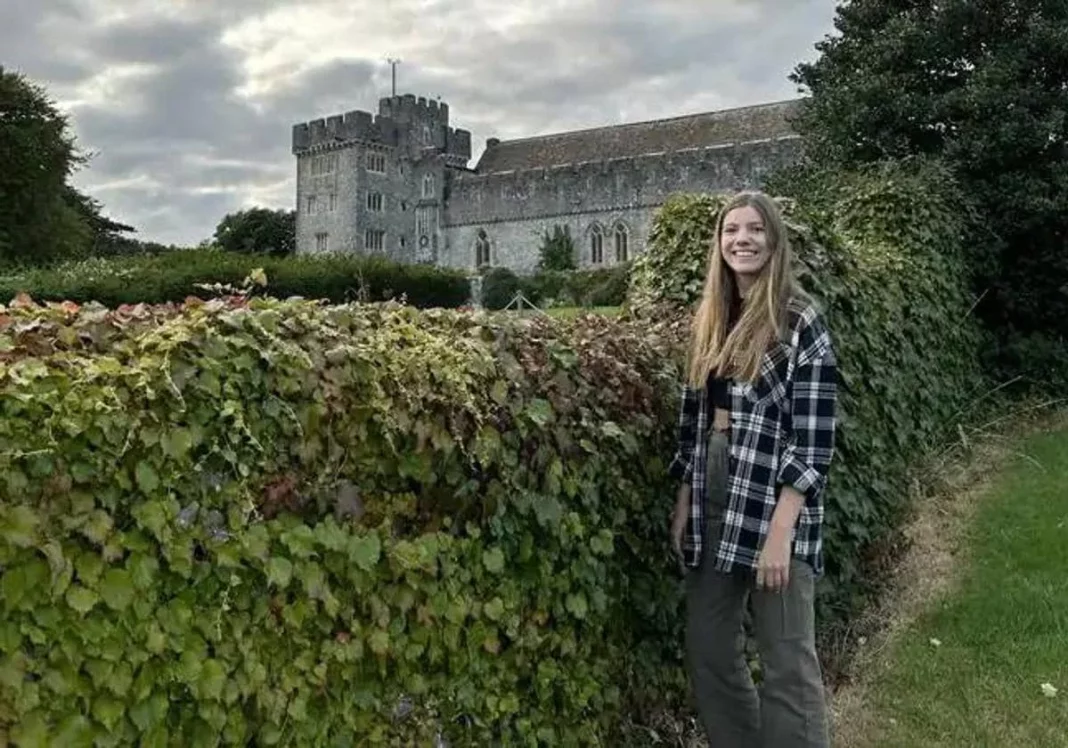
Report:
668,297,838,575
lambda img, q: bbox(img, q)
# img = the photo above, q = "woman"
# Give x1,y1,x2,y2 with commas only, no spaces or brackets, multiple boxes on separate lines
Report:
668,191,837,747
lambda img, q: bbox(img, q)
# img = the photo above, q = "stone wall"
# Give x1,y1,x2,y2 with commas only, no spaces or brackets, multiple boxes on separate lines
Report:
442,207,657,275
445,136,801,227
440,136,802,273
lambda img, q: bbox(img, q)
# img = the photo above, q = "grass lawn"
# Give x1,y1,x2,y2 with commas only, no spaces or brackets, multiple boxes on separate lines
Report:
544,306,622,319
853,421,1068,747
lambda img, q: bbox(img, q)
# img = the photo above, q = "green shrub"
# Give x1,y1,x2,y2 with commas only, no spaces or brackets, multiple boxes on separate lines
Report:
0,294,686,745
480,266,521,310
629,163,987,620
522,265,630,309
0,250,471,310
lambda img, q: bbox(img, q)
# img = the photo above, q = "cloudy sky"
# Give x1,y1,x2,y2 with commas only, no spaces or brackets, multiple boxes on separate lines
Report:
4,0,838,246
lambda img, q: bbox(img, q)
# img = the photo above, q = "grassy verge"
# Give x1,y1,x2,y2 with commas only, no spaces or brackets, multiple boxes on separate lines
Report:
846,417,1068,747
544,306,622,319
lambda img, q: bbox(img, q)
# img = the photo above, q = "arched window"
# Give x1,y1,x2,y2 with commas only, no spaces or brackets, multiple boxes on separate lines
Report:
614,222,629,263
422,174,435,198
475,229,491,267
589,224,604,264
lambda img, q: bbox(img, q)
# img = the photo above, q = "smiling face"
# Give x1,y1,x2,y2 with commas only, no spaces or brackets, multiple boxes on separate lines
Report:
719,205,772,293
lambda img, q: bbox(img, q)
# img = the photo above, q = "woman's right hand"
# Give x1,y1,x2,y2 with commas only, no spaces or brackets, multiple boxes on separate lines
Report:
671,483,691,563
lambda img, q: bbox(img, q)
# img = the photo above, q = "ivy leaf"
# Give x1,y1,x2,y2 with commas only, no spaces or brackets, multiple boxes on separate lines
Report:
65,585,99,615
524,398,554,426
99,569,135,611
0,504,39,548
135,460,160,493
198,660,226,701
161,428,194,460
566,593,589,620
266,557,293,589
484,597,505,621
349,533,381,572
482,547,505,574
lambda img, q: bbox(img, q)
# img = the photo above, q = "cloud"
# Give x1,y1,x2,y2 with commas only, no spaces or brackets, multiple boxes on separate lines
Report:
3,0,838,246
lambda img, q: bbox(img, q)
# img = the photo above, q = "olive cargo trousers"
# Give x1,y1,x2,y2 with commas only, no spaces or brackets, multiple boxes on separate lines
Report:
684,430,830,747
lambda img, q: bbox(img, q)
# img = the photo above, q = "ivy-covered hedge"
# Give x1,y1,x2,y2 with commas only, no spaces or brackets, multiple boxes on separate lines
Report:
0,294,689,745
0,163,991,744
629,161,988,618
0,250,471,309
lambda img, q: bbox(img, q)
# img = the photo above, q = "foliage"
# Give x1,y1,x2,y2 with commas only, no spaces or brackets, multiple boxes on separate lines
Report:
479,266,521,310
213,208,296,257
0,250,471,310
788,0,1068,390
0,292,688,745
537,225,576,272
522,265,631,309
62,186,137,257
627,163,987,621
0,66,89,267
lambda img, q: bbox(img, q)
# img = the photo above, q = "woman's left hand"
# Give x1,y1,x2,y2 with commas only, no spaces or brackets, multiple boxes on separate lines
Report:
756,528,792,592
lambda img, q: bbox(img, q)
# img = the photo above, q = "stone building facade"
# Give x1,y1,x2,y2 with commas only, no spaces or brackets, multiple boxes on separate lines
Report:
292,93,802,274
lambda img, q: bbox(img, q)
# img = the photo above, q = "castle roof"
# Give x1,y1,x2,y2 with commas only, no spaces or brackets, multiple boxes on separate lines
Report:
474,98,801,174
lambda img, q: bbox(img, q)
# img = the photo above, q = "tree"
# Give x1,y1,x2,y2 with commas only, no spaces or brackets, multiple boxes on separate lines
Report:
213,208,296,256
63,185,141,256
0,66,90,267
537,224,576,271
789,0,1068,378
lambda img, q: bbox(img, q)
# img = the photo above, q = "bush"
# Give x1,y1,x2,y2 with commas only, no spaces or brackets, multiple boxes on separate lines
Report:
479,266,521,310
0,294,687,745
629,162,987,620
0,250,471,310
522,265,630,309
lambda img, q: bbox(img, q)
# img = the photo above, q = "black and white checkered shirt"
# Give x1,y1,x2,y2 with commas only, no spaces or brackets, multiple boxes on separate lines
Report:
669,297,838,575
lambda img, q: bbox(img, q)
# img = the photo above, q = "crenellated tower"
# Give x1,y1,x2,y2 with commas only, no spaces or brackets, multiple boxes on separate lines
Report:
291,93,472,261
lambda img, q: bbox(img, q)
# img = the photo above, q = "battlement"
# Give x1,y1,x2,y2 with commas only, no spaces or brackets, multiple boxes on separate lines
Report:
378,93,450,125
292,93,470,161
292,109,399,153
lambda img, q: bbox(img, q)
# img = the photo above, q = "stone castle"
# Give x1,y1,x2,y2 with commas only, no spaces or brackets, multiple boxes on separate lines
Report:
291,93,802,273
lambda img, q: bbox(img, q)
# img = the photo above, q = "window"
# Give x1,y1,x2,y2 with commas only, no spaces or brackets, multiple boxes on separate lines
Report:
366,192,383,212
366,150,387,173
365,229,385,251
475,229,491,266
315,232,329,252
422,174,435,198
310,154,337,176
328,193,337,212
305,195,318,214
614,223,629,262
589,224,604,264
416,207,435,238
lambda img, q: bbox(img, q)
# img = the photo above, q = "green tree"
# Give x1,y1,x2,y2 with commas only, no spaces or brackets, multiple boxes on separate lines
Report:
537,224,576,271
0,66,90,267
789,0,1068,382
213,207,296,256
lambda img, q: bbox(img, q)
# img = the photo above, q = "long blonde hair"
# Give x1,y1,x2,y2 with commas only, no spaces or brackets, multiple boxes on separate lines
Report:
687,191,804,387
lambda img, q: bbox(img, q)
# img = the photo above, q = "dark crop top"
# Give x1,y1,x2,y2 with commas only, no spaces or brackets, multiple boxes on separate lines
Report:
707,294,743,409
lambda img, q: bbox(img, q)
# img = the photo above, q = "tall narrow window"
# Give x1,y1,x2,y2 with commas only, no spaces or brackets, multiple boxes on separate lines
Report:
422,174,435,198
589,224,604,264
315,232,329,252
328,193,337,212
367,150,386,173
475,229,491,266
614,223,629,262
365,229,385,251
306,195,318,214
366,192,383,212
